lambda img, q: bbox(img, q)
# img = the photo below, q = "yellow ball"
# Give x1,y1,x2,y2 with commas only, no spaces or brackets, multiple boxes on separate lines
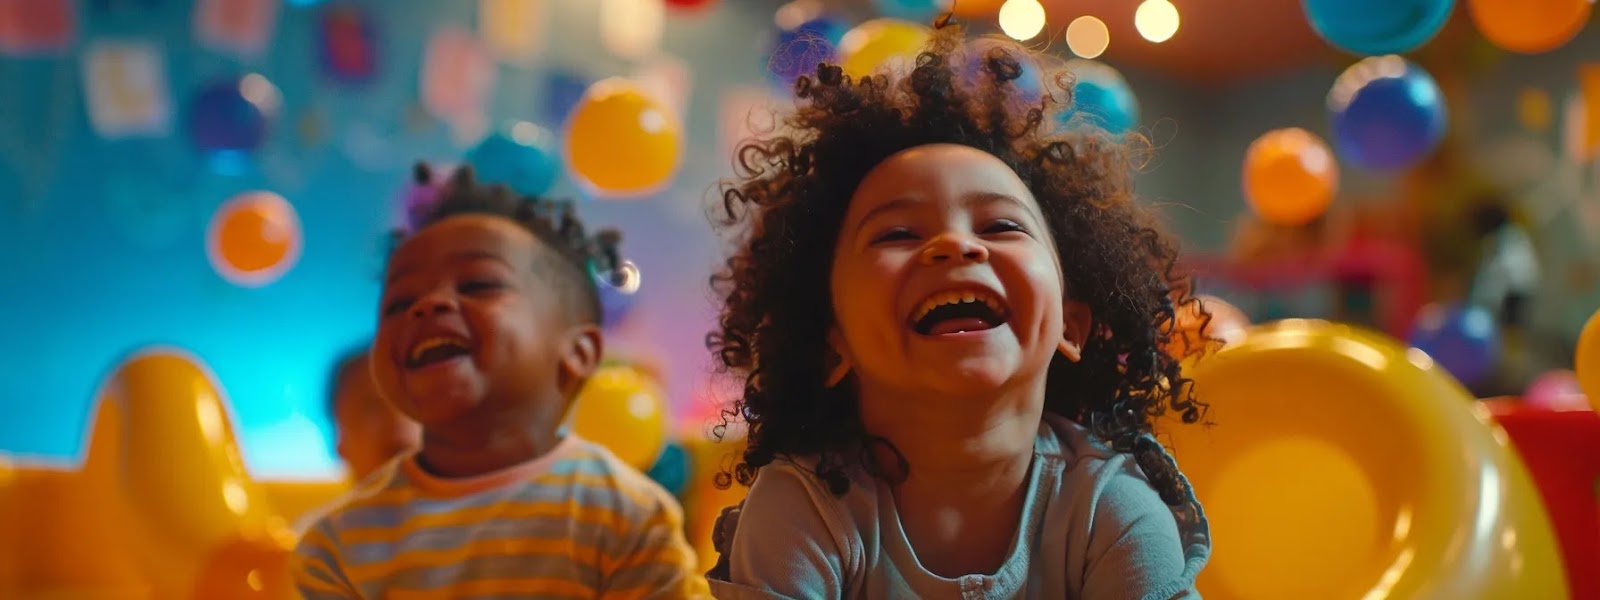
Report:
564,78,683,198
1575,308,1600,413
571,366,668,470
837,19,931,80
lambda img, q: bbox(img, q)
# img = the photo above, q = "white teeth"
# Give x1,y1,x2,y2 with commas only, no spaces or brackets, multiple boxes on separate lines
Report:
913,290,1006,321
409,336,466,361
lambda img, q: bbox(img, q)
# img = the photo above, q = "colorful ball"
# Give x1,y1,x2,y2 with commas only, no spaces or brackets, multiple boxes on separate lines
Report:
1467,0,1591,54
571,365,668,470
1328,55,1446,170
1524,369,1587,410
564,78,683,198
1059,60,1140,135
837,19,931,79
1302,0,1454,56
206,191,301,287
1575,308,1600,413
465,121,561,197
1243,128,1339,226
1408,303,1500,386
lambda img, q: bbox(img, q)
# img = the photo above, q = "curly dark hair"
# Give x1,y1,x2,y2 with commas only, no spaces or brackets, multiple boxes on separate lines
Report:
706,26,1208,507
398,163,626,325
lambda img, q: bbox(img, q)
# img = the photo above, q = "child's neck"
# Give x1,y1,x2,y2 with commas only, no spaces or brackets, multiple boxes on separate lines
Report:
416,418,564,479
858,380,1043,577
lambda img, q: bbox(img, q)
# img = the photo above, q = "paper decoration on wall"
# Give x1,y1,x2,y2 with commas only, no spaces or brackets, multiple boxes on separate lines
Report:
421,27,496,142
318,4,376,84
632,54,693,123
480,0,546,65
1580,63,1600,163
195,0,281,58
82,41,172,139
601,0,664,60
717,85,786,159
0,0,76,54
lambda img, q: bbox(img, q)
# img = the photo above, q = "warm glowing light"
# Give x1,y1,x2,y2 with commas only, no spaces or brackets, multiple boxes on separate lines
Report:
1135,0,1180,43
600,0,663,59
1065,15,1109,59
998,0,1046,41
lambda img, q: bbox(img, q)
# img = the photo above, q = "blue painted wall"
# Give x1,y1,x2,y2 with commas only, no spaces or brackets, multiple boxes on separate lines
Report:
0,0,793,479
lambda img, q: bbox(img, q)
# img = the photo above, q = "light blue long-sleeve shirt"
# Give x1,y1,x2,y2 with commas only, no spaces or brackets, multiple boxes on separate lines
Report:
707,413,1210,599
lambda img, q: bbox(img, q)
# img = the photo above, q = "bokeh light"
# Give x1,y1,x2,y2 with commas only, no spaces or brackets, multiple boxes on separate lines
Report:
1066,15,1110,59
1135,0,1180,43
998,0,1046,41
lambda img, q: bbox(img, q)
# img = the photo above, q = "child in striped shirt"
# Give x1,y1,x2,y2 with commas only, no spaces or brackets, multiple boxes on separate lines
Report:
294,165,705,599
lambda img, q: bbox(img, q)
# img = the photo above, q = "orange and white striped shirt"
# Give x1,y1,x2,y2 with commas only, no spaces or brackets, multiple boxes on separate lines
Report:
293,435,707,599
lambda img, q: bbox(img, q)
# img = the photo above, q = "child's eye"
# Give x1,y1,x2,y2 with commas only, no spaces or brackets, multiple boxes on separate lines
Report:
381,297,412,317
871,227,918,244
459,280,504,294
981,219,1027,235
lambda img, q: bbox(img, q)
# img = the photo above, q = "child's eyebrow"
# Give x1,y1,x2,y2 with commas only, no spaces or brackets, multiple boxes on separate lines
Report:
853,196,924,234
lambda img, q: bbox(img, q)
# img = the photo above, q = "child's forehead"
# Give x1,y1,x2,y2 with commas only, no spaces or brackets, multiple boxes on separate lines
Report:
386,214,542,278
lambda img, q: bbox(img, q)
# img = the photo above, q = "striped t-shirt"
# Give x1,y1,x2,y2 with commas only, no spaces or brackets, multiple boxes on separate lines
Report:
293,435,708,599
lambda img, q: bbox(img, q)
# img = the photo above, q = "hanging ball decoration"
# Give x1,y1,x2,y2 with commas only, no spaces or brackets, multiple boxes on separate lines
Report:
564,78,684,198
1058,60,1140,135
465,121,562,197
188,74,281,154
207,191,302,287
1243,128,1340,227
1302,0,1455,56
1468,0,1591,54
1327,55,1447,170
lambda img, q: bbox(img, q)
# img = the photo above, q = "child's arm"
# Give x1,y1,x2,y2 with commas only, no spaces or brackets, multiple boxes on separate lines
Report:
1081,473,1204,600
599,489,710,599
710,464,850,599
291,522,362,599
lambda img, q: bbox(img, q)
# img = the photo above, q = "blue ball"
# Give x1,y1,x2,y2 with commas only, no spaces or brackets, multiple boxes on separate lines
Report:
1328,56,1447,170
592,259,640,329
187,78,269,153
768,17,848,88
464,123,561,197
1058,63,1139,135
1302,0,1454,56
645,441,690,498
872,0,946,22
1409,304,1500,386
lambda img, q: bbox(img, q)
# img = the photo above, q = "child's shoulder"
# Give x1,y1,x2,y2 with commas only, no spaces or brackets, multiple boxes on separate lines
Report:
561,436,684,514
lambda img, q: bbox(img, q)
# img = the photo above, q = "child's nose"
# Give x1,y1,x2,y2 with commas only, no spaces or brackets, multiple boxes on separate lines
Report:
409,290,458,318
920,233,988,265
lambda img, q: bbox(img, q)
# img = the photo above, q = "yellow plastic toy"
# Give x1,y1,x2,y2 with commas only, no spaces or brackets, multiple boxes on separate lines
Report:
0,348,345,599
1166,320,1568,599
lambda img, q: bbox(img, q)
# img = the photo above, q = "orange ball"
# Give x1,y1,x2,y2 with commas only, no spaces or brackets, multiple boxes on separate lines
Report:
206,191,301,287
564,78,683,198
1468,0,1590,54
1164,295,1250,360
1243,127,1339,227
189,526,296,600
1575,308,1600,413
950,0,1004,18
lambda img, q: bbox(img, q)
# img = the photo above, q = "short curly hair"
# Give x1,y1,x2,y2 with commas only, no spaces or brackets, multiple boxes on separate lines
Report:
398,163,626,325
707,25,1208,506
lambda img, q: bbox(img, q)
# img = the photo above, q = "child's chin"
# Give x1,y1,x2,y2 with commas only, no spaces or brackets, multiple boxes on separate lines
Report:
400,381,485,425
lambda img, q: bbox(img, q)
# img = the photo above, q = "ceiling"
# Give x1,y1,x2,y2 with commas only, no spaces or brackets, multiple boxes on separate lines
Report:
825,0,1343,85
1033,0,1335,85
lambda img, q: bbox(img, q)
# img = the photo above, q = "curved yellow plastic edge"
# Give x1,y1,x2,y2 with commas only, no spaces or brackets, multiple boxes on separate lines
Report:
1165,320,1568,599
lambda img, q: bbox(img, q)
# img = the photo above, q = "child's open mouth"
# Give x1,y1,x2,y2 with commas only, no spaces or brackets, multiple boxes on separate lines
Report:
911,288,1009,335
406,335,472,369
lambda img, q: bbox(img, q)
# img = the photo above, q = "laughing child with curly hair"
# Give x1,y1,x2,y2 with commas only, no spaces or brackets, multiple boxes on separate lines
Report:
703,26,1212,599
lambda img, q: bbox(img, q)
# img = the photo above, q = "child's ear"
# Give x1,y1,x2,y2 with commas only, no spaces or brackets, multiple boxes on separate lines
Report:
825,326,853,388
559,324,604,395
1058,300,1091,362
